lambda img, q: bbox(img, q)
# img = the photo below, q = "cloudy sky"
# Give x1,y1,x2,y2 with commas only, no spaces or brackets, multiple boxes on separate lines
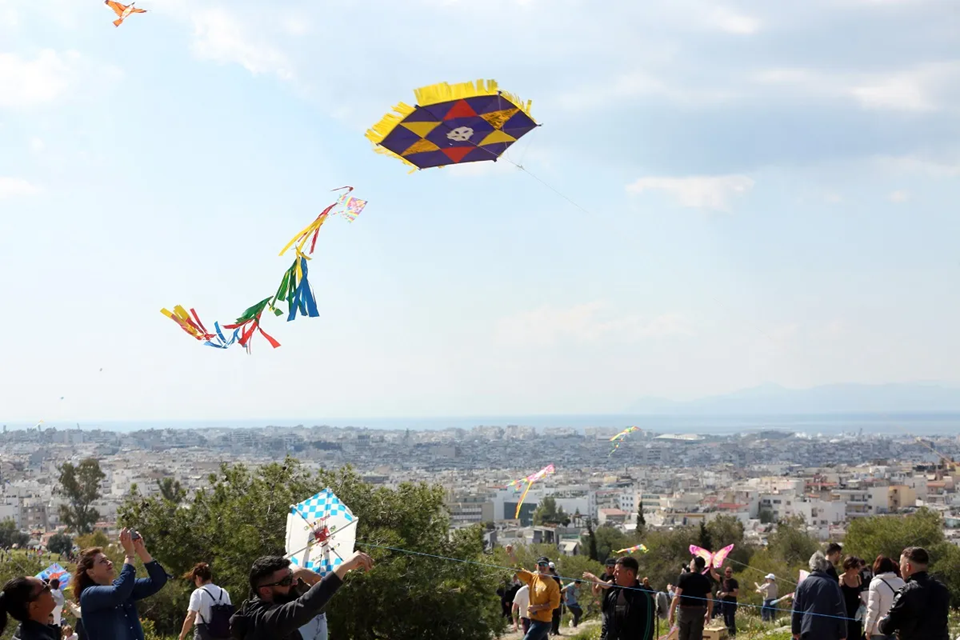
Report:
1,0,958,423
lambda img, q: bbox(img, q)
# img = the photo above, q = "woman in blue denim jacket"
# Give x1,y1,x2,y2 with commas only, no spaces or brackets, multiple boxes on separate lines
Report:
71,528,168,640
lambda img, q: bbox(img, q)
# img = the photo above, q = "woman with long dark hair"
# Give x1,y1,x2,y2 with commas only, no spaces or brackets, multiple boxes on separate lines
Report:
72,528,168,640
0,575,59,639
839,555,866,640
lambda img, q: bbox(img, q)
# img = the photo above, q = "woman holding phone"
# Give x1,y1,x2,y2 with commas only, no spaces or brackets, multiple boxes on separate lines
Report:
72,528,168,640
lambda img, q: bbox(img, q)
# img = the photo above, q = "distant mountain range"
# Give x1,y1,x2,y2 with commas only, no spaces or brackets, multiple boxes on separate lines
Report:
625,383,960,415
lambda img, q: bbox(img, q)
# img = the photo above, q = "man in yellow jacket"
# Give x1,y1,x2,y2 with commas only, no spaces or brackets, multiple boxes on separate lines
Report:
506,545,561,640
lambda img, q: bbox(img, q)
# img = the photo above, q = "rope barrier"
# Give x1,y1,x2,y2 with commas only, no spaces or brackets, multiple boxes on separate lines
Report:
355,540,860,623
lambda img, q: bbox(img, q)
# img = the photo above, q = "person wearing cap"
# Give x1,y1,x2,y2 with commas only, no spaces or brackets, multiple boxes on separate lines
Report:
594,559,617,597
505,546,561,640
877,546,949,640
755,575,778,622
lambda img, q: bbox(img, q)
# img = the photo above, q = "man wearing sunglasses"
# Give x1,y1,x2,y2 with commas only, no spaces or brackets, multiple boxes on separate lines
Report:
505,545,561,640
229,551,373,640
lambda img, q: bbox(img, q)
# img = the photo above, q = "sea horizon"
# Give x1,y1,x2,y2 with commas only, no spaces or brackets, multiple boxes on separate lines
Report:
5,411,960,436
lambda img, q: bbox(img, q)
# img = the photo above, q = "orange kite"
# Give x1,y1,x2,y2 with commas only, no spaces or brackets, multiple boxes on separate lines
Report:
105,0,146,27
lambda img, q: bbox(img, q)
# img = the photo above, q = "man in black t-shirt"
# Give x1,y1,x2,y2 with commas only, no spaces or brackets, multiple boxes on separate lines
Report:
718,566,739,636
668,557,713,640
593,559,618,597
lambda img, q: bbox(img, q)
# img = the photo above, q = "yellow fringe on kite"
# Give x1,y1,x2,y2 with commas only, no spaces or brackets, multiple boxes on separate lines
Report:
365,101,416,146
412,78,535,121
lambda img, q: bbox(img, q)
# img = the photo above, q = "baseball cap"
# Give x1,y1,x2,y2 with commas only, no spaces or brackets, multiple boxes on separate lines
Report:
536,556,551,565
605,558,616,565
765,573,776,580
548,562,556,569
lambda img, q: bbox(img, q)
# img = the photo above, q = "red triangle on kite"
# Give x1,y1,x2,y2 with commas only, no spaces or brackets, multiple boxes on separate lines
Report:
443,99,478,120
442,147,472,163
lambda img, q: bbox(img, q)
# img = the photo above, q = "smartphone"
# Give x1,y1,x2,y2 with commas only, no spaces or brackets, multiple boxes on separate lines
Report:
130,529,141,541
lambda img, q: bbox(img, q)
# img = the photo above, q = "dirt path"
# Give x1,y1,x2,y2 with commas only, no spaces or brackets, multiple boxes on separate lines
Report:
499,619,600,639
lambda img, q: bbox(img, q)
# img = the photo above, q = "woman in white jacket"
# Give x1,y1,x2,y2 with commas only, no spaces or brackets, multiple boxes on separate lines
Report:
863,556,905,640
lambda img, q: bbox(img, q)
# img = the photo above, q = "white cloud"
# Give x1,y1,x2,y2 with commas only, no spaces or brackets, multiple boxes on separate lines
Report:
888,189,909,203
0,50,77,108
496,302,694,347
557,71,736,111
849,74,935,112
626,175,754,211
873,155,960,177
29,138,45,153
824,192,844,204
710,7,761,34
190,8,295,81
0,177,39,199
753,62,960,112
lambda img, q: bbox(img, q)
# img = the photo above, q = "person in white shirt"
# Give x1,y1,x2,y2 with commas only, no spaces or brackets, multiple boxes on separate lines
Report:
863,556,906,640
179,563,232,640
512,584,531,635
61,623,79,640
49,579,65,629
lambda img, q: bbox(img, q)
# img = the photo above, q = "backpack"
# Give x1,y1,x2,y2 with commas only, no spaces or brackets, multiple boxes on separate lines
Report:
199,586,235,639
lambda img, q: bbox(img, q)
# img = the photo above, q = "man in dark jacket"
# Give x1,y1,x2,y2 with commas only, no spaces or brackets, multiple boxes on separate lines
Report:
791,552,846,640
878,546,949,640
599,557,655,640
229,551,372,640
824,543,842,581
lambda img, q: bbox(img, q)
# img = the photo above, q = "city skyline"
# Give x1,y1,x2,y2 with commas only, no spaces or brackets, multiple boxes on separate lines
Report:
2,0,959,421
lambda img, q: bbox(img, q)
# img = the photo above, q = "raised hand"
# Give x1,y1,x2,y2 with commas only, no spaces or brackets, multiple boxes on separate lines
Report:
119,528,135,555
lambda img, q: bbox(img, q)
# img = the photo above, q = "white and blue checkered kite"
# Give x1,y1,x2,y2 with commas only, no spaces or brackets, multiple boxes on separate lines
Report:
284,488,358,578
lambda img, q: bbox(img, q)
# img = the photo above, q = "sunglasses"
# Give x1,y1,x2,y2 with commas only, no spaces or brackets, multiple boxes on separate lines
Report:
260,573,294,588
32,583,51,600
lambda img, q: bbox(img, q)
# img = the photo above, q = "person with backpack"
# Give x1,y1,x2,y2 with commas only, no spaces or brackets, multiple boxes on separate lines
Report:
179,563,233,640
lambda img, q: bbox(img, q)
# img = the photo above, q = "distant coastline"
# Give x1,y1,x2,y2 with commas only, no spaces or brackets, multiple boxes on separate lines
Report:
5,411,960,435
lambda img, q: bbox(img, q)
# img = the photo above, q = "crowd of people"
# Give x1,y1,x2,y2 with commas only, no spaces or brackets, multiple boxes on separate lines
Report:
0,528,374,640
495,542,952,640
1,530,955,640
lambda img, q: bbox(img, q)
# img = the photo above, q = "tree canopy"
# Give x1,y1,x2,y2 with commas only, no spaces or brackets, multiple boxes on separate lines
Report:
57,458,105,534
0,518,29,549
118,459,506,640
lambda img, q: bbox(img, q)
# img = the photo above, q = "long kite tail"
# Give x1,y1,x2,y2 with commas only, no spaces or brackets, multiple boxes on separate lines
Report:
515,480,535,519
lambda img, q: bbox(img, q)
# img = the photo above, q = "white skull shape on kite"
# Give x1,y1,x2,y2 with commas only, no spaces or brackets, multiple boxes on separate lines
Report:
446,126,474,142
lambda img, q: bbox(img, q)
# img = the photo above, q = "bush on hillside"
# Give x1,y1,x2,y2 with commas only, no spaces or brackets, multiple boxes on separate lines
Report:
118,459,506,640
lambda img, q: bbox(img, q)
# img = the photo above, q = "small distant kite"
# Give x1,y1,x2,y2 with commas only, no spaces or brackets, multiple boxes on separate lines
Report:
508,464,555,519
335,189,367,223
689,544,735,574
366,79,537,172
105,1,146,27
609,426,641,456
615,544,649,554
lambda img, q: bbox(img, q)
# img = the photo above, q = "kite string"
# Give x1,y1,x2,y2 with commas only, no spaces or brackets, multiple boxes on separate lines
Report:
428,99,596,219
353,539,856,622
